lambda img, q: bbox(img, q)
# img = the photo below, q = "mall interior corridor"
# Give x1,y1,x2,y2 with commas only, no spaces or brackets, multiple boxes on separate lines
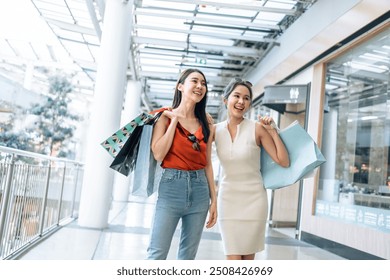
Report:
17,196,345,260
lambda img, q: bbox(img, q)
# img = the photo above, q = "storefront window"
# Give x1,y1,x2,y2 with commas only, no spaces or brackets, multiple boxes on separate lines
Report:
316,28,390,233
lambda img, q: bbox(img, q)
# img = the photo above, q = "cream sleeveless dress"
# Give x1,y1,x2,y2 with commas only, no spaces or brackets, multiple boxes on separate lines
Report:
215,118,268,255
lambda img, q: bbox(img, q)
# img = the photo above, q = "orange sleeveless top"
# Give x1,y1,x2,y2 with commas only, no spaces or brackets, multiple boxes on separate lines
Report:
161,122,207,170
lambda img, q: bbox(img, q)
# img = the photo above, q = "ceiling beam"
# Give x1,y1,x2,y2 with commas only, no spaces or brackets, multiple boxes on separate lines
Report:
45,18,96,36
139,60,247,70
0,55,83,71
133,37,263,57
134,9,281,31
139,47,257,62
134,24,278,43
139,71,231,84
85,0,102,40
149,0,297,15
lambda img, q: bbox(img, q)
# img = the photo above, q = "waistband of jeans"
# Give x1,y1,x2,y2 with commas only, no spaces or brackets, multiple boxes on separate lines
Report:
163,168,205,178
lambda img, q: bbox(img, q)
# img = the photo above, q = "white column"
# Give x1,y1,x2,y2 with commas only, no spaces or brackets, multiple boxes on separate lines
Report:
112,80,142,201
320,108,339,202
78,0,133,228
321,108,337,180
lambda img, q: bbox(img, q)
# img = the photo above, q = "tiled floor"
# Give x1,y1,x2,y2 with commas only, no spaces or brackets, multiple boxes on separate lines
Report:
18,196,345,260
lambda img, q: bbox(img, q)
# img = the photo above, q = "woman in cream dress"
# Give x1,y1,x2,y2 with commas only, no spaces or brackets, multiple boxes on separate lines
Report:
213,78,289,260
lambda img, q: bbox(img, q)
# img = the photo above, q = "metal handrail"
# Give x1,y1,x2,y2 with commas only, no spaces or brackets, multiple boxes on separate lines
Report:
0,145,84,259
0,146,83,164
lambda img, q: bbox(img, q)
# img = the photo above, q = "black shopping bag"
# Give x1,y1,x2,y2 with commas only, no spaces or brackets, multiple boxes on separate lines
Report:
101,112,153,158
109,125,143,176
108,109,166,176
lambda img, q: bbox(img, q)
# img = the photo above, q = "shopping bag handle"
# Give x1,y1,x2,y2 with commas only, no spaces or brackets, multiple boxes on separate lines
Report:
147,107,171,125
149,107,171,115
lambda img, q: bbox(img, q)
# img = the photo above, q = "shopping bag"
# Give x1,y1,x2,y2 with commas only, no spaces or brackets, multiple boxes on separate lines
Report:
260,120,326,189
109,124,143,176
100,112,154,158
132,125,162,197
107,109,166,176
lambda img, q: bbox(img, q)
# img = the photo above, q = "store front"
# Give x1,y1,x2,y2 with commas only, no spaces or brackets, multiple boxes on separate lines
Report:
300,24,390,259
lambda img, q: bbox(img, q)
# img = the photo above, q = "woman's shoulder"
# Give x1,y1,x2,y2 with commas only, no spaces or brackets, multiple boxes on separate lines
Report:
244,118,256,124
242,118,257,129
213,121,227,139
215,120,227,129
206,112,214,125
155,112,170,128
241,118,260,138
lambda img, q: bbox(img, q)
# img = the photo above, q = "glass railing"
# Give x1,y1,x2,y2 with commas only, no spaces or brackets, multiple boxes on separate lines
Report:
0,146,84,259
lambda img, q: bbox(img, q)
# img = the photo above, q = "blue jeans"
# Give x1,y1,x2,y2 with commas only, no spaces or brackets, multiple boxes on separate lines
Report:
147,168,210,260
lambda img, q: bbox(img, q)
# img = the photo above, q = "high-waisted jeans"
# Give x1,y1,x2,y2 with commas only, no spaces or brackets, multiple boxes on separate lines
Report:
147,168,210,260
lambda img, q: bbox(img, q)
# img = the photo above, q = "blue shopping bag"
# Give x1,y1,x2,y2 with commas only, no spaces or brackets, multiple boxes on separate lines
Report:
132,125,162,197
260,121,326,189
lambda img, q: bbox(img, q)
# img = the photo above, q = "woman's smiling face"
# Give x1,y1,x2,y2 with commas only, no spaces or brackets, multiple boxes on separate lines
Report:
225,84,251,117
178,72,207,102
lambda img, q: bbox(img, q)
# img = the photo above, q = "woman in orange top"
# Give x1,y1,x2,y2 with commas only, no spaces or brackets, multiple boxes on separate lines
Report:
146,68,217,260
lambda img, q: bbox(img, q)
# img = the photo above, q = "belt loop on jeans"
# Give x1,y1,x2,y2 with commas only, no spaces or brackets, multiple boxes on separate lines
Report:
190,170,198,179
177,169,182,179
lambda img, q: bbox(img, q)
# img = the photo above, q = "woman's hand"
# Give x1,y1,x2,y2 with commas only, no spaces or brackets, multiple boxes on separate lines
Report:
162,108,176,120
256,116,289,168
258,116,278,132
162,109,180,127
206,201,217,228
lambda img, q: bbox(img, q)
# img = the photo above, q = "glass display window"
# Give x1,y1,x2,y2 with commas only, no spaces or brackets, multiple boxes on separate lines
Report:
316,28,390,232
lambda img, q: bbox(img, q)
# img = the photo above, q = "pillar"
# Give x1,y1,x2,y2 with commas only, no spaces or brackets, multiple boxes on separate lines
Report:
112,80,142,201
78,0,133,228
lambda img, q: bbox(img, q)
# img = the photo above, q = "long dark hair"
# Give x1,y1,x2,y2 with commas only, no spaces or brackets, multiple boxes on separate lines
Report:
171,68,210,143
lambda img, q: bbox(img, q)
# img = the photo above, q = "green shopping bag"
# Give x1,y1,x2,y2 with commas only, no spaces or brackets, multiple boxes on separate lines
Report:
100,112,153,158
102,108,167,176
260,121,326,189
